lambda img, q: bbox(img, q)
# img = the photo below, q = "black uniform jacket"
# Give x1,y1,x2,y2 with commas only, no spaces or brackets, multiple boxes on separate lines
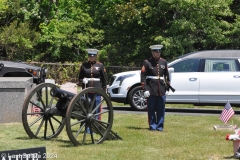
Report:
78,61,107,90
140,56,170,96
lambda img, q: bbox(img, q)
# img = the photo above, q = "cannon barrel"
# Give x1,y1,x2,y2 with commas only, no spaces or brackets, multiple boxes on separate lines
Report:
50,87,76,100
50,87,91,111
50,87,77,111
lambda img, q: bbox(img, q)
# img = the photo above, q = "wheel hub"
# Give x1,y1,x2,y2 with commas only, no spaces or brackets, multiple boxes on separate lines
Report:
86,113,94,123
140,97,144,102
44,108,51,117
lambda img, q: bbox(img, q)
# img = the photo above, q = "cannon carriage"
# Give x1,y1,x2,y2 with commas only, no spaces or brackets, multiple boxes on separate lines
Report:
22,83,121,146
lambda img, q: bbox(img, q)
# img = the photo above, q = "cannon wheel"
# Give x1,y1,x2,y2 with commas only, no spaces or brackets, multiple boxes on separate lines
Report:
22,83,65,139
65,87,113,145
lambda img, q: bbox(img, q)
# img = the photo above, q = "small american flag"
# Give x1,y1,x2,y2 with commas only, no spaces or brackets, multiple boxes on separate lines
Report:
220,100,235,124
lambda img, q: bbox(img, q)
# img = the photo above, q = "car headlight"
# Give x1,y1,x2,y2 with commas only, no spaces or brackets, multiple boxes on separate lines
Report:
27,69,39,77
37,70,40,77
116,74,135,86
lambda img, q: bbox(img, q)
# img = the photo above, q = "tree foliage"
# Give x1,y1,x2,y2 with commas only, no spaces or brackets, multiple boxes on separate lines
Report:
0,20,40,60
0,0,239,66
93,0,237,64
38,0,104,62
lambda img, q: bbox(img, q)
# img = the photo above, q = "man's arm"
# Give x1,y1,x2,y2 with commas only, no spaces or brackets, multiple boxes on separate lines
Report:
100,64,107,90
140,60,148,90
164,61,175,92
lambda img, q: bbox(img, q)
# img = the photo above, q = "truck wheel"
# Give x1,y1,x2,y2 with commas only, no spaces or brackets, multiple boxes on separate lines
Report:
128,86,147,111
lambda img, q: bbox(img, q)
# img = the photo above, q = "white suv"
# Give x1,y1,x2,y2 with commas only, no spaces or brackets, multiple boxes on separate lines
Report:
107,50,240,111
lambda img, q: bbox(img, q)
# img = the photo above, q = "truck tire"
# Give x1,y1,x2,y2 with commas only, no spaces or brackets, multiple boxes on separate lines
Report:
128,86,147,111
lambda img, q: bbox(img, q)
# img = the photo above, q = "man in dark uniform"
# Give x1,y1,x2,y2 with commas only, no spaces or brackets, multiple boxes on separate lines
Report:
79,49,107,90
141,44,170,131
78,48,107,121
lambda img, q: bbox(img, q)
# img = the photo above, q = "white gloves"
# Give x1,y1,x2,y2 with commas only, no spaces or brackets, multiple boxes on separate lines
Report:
144,91,150,97
82,78,88,84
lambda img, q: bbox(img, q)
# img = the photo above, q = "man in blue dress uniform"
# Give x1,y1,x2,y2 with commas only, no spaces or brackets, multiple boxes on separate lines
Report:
140,44,170,131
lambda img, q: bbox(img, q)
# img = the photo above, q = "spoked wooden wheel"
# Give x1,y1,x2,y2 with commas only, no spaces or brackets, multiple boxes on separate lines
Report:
22,83,65,139
65,87,113,146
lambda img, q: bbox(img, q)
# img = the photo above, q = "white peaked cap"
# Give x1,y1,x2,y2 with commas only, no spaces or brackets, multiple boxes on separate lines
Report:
86,49,99,55
149,44,163,50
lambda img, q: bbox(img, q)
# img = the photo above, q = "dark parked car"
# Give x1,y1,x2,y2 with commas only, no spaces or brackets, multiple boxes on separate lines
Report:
0,60,47,84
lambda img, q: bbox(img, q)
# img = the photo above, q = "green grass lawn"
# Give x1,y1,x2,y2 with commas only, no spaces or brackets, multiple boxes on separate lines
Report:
1,113,240,160
112,101,240,111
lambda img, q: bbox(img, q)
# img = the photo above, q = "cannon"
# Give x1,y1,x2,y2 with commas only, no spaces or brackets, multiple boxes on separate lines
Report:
22,83,121,146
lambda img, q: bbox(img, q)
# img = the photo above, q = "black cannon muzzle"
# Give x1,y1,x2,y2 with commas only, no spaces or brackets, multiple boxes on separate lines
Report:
50,87,76,100
50,87,77,112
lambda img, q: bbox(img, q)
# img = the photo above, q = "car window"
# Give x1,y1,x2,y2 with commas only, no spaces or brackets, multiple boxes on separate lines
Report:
204,59,239,72
170,59,199,72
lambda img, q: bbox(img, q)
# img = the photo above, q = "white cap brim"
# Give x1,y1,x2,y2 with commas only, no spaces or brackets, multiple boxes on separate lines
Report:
149,44,163,50
86,48,99,55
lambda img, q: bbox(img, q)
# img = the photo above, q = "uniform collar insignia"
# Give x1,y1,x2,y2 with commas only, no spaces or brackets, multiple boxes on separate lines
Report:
88,61,96,64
